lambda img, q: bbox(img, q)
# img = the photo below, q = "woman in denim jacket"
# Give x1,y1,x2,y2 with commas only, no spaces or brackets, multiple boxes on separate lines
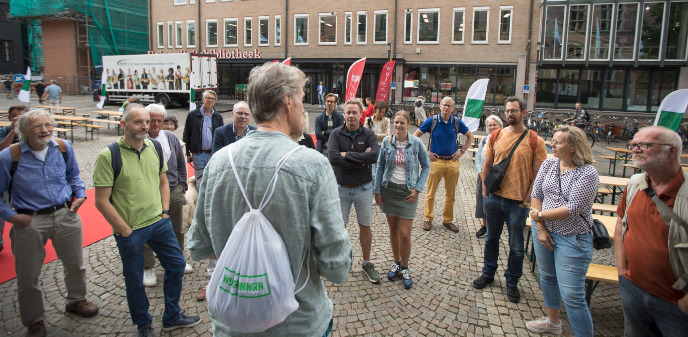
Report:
374,110,431,289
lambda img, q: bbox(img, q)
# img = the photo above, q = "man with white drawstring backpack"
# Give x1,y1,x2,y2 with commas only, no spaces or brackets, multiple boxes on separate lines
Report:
187,62,352,336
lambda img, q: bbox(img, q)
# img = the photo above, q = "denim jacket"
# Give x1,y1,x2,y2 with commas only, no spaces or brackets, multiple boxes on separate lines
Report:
374,133,431,194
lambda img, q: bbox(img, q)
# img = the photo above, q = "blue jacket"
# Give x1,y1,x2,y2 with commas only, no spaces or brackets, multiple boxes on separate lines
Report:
211,123,257,155
314,110,344,152
374,133,431,194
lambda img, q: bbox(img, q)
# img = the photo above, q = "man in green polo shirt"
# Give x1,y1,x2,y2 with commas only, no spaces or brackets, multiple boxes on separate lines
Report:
94,104,201,337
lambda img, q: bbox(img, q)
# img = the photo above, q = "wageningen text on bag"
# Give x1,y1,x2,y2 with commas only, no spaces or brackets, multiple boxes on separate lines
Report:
219,268,272,298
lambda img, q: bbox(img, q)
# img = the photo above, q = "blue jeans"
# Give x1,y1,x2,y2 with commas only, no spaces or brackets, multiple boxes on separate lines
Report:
481,193,528,286
532,225,593,337
192,151,211,186
338,182,373,226
318,93,325,106
619,274,688,337
114,218,186,327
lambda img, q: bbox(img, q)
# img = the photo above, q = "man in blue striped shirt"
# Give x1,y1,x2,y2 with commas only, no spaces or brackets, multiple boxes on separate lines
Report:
0,109,98,337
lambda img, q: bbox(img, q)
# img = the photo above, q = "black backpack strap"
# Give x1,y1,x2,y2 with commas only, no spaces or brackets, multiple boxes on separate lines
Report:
108,142,122,183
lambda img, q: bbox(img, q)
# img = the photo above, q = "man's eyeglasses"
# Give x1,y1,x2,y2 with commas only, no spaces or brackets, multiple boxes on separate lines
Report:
626,142,673,151
203,97,217,101
505,109,521,114
441,104,453,108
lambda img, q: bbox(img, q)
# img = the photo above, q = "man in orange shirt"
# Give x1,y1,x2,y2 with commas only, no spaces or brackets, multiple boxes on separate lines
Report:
474,96,547,303
615,126,688,336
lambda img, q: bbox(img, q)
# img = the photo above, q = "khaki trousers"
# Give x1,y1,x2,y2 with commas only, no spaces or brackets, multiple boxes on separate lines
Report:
423,159,461,223
10,207,87,326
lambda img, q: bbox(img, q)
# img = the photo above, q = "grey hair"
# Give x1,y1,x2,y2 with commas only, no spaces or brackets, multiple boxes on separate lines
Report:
50,80,57,84
247,62,306,123
342,99,364,113
15,109,55,142
202,89,217,99
146,104,167,118
440,96,455,105
122,103,146,121
645,126,683,162
505,96,526,111
233,101,250,112
485,115,503,128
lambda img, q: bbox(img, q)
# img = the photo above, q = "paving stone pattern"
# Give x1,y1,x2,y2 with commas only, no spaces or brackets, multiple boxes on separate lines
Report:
0,97,627,336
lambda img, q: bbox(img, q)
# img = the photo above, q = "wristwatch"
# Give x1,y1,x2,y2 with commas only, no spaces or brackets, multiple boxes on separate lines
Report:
459,149,465,154
537,211,543,221
162,210,170,215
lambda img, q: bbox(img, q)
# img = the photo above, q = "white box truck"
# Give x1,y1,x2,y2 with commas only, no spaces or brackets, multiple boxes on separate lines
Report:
100,53,217,108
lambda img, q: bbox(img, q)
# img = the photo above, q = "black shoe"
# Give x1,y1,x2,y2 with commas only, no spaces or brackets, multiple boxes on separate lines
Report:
472,275,494,289
507,286,520,303
137,325,152,337
476,226,487,238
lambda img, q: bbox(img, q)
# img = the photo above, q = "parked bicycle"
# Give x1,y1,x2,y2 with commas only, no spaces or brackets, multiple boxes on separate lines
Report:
589,115,606,142
678,122,688,150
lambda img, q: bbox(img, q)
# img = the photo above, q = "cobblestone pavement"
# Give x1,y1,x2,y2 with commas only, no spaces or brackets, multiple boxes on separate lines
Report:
0,96,632,336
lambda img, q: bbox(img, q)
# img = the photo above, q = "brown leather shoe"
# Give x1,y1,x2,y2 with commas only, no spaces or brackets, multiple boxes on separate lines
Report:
422,221,432,231
197,286,206,301
65,299,99,317
443,222,459,233
26,320,46,337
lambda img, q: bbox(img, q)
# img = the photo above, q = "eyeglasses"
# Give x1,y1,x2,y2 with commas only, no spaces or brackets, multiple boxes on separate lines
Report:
441,104,453,108
31,123,54,131
203,97,217,101
505,109,521,114
626,142,673,151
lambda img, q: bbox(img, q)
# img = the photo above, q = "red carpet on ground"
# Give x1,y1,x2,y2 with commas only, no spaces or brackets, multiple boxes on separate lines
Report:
0,163,197,284
0,189,114,284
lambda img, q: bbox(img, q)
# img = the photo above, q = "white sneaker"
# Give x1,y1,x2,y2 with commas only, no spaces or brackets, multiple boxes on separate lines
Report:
184,263,193,274
143,268,157,287
526,317,563,335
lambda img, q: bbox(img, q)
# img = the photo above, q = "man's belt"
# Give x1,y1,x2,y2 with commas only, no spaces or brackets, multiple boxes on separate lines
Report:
343,184,361,188
200,150,212,154
437,156,453,160
15,201,72,216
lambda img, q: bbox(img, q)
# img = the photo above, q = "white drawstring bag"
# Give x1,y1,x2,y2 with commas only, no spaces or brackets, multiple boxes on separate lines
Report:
207,145,309,333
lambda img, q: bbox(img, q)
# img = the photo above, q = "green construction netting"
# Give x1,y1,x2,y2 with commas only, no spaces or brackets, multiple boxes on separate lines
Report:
11,0,148,67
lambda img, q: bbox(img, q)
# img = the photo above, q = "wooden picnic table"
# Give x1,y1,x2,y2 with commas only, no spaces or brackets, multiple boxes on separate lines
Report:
51,115,92,142
0,121,10,127
599,175,629,204
93,110,122,129
36,106,79,115
605,147,633,177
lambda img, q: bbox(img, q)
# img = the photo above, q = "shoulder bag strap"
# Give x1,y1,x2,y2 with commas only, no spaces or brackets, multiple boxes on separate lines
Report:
645,186,688,230
503,129,530,163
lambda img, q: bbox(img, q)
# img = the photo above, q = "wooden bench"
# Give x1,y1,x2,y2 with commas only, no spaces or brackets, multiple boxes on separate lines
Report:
73,123,103,140
585,264,619,306
88,118,122,135
595,187,614,204
592,203,617,214
53,127,72,140
600,155,619,176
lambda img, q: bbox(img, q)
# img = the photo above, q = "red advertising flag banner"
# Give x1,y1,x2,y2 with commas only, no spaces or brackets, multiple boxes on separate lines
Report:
282,57,292,66
345,58,366,102
375,60,395,103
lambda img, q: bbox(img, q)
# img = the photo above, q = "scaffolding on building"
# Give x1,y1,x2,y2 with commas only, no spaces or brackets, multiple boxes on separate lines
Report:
10,0,148,92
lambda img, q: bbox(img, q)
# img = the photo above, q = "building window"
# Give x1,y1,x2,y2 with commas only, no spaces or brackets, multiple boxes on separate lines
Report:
167,22,173,48
566,5,588,60
259,16,269,46
0,40,12,62
614,3,638,60
404,11,412,44
206,19,218,47
452,8,465,44
544,5,565,60
639,2,665,60
374,11,388,43
244,17,252,46
665,2,688,60
499,7,512,43
472,8,489,43
345,12,353,44
589,3,614,60
157,22,164,48
357,11,367,44
295,14,309,45
417,9,440,43
186,21,196,47
319,13,337,44
175,21,183,48
275,15,281,45
174,0,186,5
224,18,238,46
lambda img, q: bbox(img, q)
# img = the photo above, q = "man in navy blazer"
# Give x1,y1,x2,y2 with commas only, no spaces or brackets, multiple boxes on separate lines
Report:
212,101,257,155
182,90,223,186
314,93,344,154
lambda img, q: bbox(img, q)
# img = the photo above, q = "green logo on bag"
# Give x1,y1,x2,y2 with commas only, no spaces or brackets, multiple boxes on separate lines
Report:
219,268,272,298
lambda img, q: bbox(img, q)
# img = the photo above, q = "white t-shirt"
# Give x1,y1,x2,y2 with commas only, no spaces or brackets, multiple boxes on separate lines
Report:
389,141,408,185
31,147,49,162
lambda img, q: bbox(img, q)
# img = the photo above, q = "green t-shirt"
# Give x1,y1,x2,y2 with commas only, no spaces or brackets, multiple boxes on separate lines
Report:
94,138,168,231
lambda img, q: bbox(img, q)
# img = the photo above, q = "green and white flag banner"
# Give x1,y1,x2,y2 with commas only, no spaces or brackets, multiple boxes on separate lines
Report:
654,89,688,132
96,68,106,109
17,67,31,103
189,74,197,111
462,79,489,132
